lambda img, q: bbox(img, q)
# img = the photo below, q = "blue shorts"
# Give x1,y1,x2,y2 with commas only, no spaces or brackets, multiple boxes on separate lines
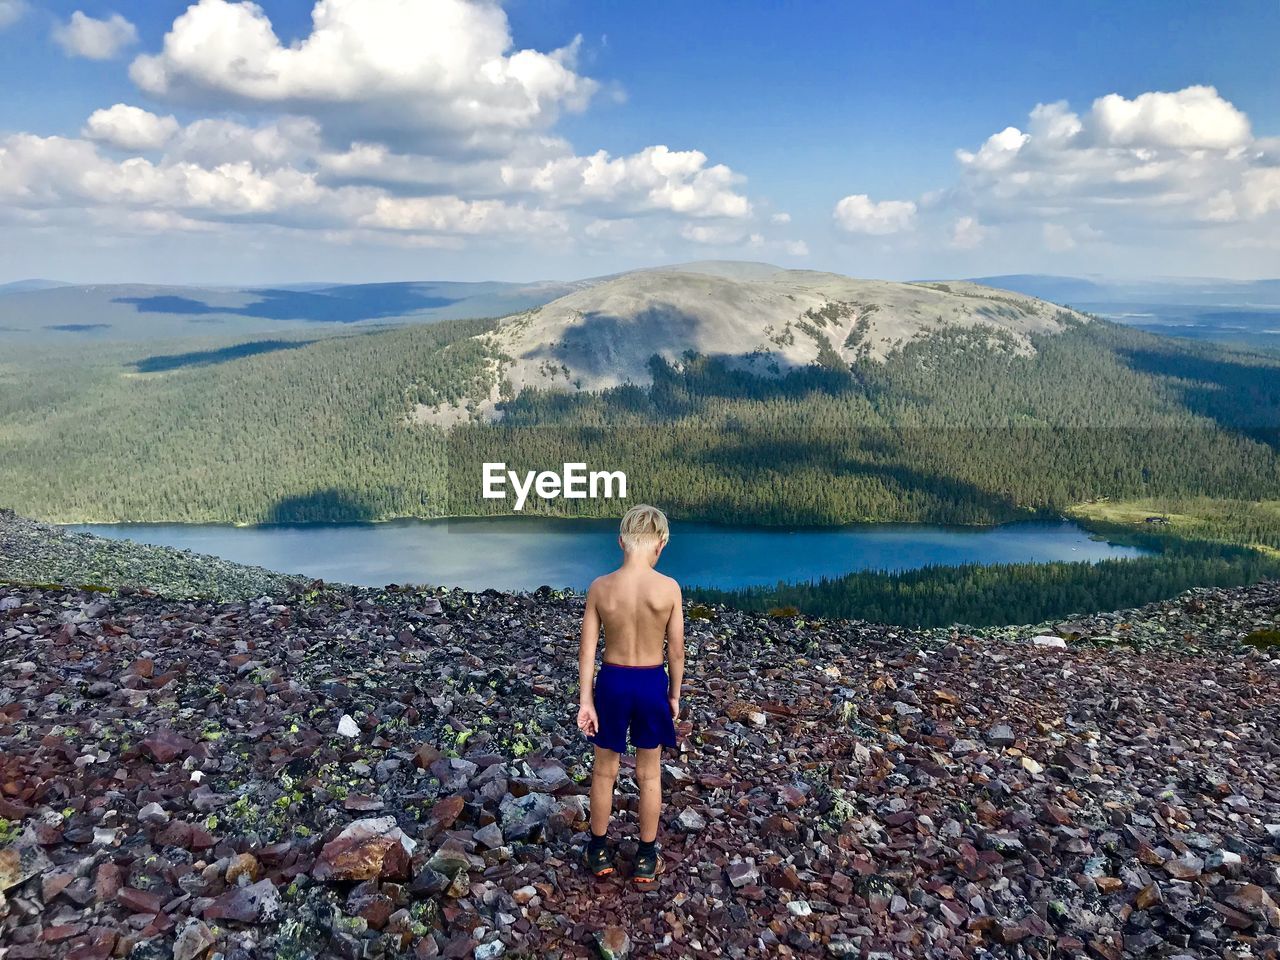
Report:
590,662,677,754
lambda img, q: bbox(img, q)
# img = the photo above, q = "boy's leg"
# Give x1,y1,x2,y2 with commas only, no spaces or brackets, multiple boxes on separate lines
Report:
635,747,662,843
589,746,621,836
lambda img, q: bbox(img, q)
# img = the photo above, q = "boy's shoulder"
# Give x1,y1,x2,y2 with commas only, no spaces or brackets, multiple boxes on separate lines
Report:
650,569,682,593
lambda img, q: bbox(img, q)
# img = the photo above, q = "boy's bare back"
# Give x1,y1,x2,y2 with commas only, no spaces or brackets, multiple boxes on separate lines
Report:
588,566,681,666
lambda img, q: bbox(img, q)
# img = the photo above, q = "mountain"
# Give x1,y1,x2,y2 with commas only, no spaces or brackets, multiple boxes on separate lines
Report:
0,278,587,342
0,278,71,295
414,266,1089,423
1,263,1278,527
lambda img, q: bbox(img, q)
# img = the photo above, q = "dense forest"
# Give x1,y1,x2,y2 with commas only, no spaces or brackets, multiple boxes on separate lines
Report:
2,315,1279,528
689,531,1280,628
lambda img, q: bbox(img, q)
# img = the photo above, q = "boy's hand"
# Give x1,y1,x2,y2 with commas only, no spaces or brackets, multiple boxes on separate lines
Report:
669,696,680,721
576,704,599,737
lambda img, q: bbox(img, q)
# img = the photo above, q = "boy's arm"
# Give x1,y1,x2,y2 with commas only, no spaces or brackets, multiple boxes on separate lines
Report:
576,583,601,736
666,582,685,720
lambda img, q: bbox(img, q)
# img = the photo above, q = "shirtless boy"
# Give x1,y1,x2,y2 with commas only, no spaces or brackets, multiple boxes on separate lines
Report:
575,504,685,883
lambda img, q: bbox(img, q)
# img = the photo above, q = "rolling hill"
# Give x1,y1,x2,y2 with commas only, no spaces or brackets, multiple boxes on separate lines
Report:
412,266,1089,424
0,262,1277,529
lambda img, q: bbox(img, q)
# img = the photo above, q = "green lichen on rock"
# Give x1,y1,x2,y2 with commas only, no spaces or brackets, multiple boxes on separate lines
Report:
1242,628,1280,649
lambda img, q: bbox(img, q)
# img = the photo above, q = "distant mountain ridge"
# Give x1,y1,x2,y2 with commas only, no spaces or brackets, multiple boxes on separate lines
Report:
970,274,1280,307
0,278,591,342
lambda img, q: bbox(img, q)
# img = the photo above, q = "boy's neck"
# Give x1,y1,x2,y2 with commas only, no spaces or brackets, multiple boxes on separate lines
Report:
620,551,654,571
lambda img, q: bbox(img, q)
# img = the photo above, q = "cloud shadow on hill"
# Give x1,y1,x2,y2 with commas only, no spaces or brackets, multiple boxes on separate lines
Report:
1117,344,1280,448
132,339,317,373
114,284,461,324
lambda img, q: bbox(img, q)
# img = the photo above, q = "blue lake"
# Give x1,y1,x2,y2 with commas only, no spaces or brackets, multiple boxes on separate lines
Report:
68,517,1150,592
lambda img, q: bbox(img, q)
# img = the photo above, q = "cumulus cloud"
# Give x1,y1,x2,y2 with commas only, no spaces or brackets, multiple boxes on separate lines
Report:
833,194,917,234
956,126,1030,171
83,105,179,151
129,0,596,153
0,1,764,261
1091,86,1250,149
167,117,322,168
53,11,138,60
770,212,791,224
0,132,377,225
502,145,751,218
949,86,1272,229
361,195,566,235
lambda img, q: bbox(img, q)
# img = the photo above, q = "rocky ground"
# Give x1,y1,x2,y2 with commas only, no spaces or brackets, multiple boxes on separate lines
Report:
0,511,303,602
1,527,1280,958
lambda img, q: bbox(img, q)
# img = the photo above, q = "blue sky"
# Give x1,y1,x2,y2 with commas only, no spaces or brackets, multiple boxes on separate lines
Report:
1,0,1277,283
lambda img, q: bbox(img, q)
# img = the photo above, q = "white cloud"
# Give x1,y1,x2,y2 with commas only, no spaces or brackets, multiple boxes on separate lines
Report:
823,85,1276,274
679,222,748,245
0,132,379,226
833,194,917,234
945,86,1277,235
83,105,179,151
1091,86,1250,150
167,117,322,168
770,212,791,224
53,11,138,60
0,1,762,261
502,145,751,218
956,126,1030,171
0,0,26,30
361,195,566,235
783,239,809,257
129,0,596,152
949,216,986,250
1028,101,1083,146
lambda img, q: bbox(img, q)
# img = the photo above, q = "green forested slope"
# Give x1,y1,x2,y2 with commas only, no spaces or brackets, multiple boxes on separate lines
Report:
1,317,1278,527
0,320,493,522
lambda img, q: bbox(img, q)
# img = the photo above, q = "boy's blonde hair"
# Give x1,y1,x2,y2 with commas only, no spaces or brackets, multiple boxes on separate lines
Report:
619,504,669,551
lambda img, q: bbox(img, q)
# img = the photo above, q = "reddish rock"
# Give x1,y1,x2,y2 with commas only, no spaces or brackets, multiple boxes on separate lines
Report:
423,795,466,835
313,817,414,882
42,923,87,942
413,744,444,770
1221,883,1280,928
202,878,282,924
141,729,195,764
155,820,195,848
93,863,121,902
115,886,162,915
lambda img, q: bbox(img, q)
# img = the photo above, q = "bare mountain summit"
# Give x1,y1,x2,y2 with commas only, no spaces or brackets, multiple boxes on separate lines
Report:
414,264,1090,425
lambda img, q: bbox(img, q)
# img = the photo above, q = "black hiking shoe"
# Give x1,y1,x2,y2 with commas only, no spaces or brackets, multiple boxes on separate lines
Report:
583,841,615,877
633,844,662,884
